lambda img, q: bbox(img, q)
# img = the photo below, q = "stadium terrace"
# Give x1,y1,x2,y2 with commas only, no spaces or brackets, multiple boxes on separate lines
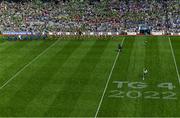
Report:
0,0,179,35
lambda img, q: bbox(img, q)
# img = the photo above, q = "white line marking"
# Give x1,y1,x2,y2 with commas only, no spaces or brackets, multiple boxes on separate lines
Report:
168,37,180,83
95,37,125,118
0,40,59,90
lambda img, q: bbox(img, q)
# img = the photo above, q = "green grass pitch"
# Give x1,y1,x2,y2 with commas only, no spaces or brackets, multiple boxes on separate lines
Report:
0,36,180,117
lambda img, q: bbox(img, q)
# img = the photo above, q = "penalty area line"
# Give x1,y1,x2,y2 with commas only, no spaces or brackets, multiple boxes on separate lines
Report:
168,37,180,84
94,37,125,118
0,40,59,90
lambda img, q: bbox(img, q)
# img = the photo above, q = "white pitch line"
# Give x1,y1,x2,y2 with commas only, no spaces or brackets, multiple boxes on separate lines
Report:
94,37,125,118
168,37,180,84
0,40,59,90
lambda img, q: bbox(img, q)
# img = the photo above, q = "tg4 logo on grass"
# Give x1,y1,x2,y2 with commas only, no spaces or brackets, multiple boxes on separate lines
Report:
108,81,177,100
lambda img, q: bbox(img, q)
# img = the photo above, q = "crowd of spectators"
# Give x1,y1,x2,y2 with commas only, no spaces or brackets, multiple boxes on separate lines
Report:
0,0,179,33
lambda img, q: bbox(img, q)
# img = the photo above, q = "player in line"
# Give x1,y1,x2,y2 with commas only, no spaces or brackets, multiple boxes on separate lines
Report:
143,68,148,80
116,44,122,52
18,35,22,40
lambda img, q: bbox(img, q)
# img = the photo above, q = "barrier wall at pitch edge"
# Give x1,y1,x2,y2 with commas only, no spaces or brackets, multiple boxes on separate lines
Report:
48,32,180,36
0,31,180,37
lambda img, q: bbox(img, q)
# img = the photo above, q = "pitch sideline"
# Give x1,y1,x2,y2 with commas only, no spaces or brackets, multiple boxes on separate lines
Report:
168,37,180,84
94,37,125,118
0,40,59,90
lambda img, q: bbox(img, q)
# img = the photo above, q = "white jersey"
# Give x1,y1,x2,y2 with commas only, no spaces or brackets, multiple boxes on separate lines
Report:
18,35,22,40
144,69,148,74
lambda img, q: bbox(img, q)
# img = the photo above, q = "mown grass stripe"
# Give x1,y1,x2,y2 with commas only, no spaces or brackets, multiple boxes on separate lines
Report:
0,41,53,86
96,36,135,117
169,37,180,84
1,40,82,116
0,41,67,116
45,40,109,117
117,36,145,116
69,41,119,116
95,37,125,118
0,40,59,90
24,41,95,116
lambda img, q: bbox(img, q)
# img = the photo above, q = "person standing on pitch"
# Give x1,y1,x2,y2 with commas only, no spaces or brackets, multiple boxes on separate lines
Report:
117,44,122,52
143,68,148,80
18,35,22,40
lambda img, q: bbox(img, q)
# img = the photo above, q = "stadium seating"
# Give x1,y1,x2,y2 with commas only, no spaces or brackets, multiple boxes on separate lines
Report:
0,0,179,33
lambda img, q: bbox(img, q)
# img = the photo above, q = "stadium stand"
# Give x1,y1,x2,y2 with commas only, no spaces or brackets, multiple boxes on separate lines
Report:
0,0,179,34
